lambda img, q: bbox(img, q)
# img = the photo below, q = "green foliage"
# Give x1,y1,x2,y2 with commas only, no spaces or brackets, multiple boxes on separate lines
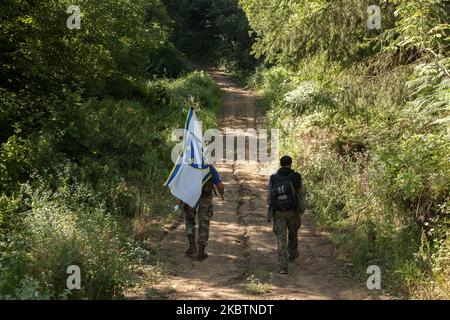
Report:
244,0,449,298
147,43,191,79
240,0,393,65
404,58,450,129
245,274,272,295
163,0,257,70
0,185,135,299
0,0,170,96
284,81,336,115
169,71,223,116
0,69,221,299
0,0,222,299
383,0,450,55
9,277,54,300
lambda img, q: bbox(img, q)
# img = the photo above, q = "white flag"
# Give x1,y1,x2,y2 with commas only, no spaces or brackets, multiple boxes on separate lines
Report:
165,108,211,209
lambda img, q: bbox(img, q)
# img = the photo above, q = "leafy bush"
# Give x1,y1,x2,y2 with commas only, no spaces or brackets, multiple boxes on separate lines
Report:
163,0,257,70
0,0,224,300
0,185,134,299
147,43,191,79
242,0,449,298
0,0,174,95
0,70,222,299
253,61,449,298
170,71,222,115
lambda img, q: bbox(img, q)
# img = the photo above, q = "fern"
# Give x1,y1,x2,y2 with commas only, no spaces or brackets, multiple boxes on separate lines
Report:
404,57,450,129
284,81,336,114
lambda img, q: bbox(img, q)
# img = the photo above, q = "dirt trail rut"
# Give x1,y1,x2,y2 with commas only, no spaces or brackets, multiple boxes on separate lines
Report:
127,69,377,300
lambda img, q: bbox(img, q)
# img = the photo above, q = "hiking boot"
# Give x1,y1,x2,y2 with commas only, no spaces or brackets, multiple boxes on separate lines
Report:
197,244,208,260
185,235,197,256
289,251,299,262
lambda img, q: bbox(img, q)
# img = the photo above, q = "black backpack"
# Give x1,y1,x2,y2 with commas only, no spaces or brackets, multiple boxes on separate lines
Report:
270,172,297,211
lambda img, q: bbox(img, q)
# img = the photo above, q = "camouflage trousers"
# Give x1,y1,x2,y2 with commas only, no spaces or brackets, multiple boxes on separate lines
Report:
184,201,213,246
273,210,301,271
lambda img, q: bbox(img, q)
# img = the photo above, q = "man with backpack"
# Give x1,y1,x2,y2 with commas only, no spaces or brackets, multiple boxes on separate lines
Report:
267,155,305,274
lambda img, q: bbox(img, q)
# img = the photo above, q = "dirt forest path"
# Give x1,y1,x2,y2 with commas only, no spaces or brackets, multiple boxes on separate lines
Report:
126,68,379,300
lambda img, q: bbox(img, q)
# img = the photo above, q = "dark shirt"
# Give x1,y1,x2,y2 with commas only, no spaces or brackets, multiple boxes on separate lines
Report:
209,165,222,185
201,165,221,199
268,167,302,192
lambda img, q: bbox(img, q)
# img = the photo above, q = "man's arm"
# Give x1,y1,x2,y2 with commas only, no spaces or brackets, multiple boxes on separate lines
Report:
299,174,304,194
294,172,303,193
267,176,274,222
293,172,306,214
267,176,273,206
210,165,225,198
216,182,225,196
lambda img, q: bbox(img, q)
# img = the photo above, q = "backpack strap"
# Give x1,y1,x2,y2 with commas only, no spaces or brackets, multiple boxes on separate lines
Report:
287,172,300,210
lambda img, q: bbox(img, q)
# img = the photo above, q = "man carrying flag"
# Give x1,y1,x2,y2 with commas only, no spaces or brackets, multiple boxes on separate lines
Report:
165,108,224,260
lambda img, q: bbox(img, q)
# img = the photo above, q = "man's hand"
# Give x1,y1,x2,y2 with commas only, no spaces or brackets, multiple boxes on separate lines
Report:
267,205,274,223
176,198,184,205
216,182,225,199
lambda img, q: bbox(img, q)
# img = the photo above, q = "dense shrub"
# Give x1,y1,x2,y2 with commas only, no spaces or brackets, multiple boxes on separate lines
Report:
242,0,449,298
162,0,257,70
0,70,221,299
254,61,449,297
0,184,135,299
0,0,224,300
147,43,191,79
